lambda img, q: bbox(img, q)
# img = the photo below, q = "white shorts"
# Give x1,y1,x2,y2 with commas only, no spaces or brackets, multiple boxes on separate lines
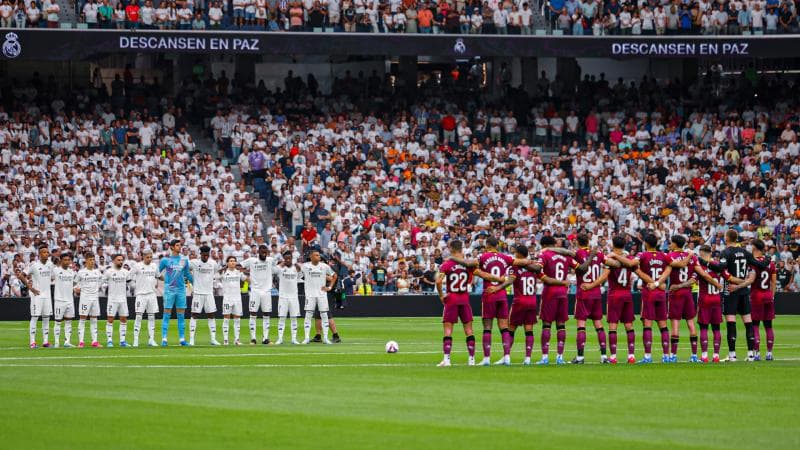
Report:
222,298,243,317
191,293,217,314
79,297,101,317
304,295,329,313
135,294,159,314
30,296,52,317
278,296,301,317
248,290,272,313
54,301,75,320
107,301,129,318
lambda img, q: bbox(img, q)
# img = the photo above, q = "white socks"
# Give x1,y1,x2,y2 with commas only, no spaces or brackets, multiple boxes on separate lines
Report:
106,322,113,343
64,321,72,343
249,317,257,340
90,318,98,343
54,321,61,345
148,314,155,341
263,317,270,341
277,317,286,341
233,318,240,341
304,311,313,341
78,318,86,343
190,317,197,343
134,315,143,344
291,318,298,341
223,318,229,342
29,317,38,344
208,318,217,341
320,312,330,342
42,317,50,343
119,322,127,343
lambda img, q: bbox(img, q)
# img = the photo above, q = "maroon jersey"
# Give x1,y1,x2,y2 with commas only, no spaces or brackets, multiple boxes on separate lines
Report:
537,249,575,299
667,251,697,292
636,251,670,293
750,257,776,303
478,251,514,301
575,248,605,300
509,265,537,306
607,263,632,296
439,259,475,305
697,263,729,305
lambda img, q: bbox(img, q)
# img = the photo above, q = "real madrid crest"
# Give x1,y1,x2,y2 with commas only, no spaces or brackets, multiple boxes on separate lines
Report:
453,38,466,55
2,32,21,59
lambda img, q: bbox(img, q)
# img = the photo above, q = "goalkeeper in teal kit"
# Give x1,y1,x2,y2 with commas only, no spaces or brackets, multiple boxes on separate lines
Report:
159,240,194,346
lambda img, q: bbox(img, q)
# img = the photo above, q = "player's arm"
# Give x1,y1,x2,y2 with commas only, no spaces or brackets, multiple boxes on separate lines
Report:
668,255,693,269
182,259,194,284
656,266,672,286
581,268,609,291
549,247,576,258
634,268,655,285
20,271,39,296
323,269,337,292
694,265,722,291
435,272,445,303
730,270,756,292
609,253,639,269
474,268,503,283
487,273,515,294
771,271,777,296
668,277,696,292
746,252,769,270
604,258,621,269
574,252,595,273
447,255,479,268
539,273,570,287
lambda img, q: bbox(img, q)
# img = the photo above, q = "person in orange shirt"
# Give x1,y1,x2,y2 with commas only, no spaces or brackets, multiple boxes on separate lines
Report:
418,5,433,33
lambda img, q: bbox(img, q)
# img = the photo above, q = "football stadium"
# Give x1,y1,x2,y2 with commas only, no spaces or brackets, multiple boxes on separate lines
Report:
2,2,800,448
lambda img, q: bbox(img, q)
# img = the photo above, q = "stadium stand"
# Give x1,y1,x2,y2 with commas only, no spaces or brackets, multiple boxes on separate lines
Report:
0,0,797,35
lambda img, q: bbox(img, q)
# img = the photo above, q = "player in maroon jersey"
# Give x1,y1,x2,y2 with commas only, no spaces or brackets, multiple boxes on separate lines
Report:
666,235,700,363
694,245,729,363
572,234,608,364
748,240,777,361
612,233,692,363
536,235,582,365
449,236,530,366
604,236,638,364
435,240,502,367
488,244,549,365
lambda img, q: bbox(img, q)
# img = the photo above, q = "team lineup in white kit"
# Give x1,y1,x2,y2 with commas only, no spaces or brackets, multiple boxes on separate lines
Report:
22,242,338,349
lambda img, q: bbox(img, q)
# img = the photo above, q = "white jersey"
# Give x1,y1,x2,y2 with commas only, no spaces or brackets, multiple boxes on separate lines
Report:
130,261,159,296
52,267,76,302
301,262,334,298
76,268,103,300
218,269,245,300
103,267,130,301
276,264,303,298
27,260,54,300
189,258,218,295
242,256,274,292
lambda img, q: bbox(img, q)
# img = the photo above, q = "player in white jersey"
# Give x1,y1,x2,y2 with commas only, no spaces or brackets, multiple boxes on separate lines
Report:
300,250,337,344
242,245,275,345
189,246,220,346
22,246,54,348
218,256,248,345
75,252,103,347
131,250,160,347
275,251,303,345
103,254,131,347
52,253,77,348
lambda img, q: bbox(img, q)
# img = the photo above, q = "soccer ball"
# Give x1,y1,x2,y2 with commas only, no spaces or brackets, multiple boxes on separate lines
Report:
385,340,399,353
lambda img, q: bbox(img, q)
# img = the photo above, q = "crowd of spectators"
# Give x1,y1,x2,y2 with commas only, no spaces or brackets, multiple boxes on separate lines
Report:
198,65,800,295
2,0,800,35
0,70,274,296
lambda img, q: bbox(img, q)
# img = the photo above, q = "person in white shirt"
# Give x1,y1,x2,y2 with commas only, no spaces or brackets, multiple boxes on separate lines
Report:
52,253,76,348
241,244,274,344
75,252,103,347
103,254,131,347
23,246,54,348
300,250,336,344
130,250,159,347
218,256,247,345
189,245,220,346
274,251,303,344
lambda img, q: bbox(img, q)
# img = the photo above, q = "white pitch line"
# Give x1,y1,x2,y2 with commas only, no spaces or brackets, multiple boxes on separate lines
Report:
0,363,432,369
0,350,440,361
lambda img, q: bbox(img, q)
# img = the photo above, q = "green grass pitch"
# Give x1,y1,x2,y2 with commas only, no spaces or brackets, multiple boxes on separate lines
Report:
1,317,799,450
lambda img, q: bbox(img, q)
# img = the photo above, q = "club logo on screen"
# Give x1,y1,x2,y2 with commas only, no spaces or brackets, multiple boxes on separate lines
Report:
2,32,21,58
453,38,466,55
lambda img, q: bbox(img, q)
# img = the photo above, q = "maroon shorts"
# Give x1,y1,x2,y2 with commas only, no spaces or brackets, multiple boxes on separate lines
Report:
751,302,775,321
540,296,569,324
442,303,473,324
482,298,510,320
668,290,696,321
574,296,603,321
697,303,722,325
510,303,538,327
641,289,668,321
607,292,634,324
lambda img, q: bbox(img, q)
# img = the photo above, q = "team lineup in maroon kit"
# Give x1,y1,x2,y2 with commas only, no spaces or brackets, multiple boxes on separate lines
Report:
435,229,777,367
